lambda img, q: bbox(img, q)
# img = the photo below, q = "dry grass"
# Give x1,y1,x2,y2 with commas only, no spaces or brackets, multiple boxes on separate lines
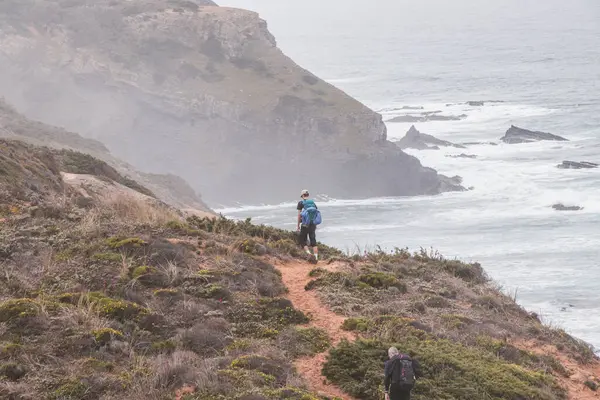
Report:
154,350,200,389
73,193,183,237
56,298,112,332
178,319,233,356
156,261,182,287
103,194,183,225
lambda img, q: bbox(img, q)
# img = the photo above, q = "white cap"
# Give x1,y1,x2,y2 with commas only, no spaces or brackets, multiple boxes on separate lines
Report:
300,189,309,197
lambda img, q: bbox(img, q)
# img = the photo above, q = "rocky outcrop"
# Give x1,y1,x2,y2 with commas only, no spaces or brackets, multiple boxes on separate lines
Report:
557,161,598,169
501,125,568,144
446,153,477,159
552,204,583,211
0,98,211,213
0,1,462,204
388,113,467,123
461,141,498,146
395,126,466,150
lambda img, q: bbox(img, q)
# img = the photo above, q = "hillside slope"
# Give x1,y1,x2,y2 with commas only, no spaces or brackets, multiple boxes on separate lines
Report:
0,0,463,204
0,98,211,213
0,140,598,400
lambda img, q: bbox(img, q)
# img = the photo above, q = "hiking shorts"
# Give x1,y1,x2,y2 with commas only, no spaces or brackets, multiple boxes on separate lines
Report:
298,224,317,247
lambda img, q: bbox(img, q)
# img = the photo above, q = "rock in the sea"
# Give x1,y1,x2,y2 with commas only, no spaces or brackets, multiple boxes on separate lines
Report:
466,101,485,106
438,175,465,192
461,141,498,146
388,114,467,123
446,154,477,159
395,126,466,150
557,161,598,169
552,204,583,211
501,125,568,144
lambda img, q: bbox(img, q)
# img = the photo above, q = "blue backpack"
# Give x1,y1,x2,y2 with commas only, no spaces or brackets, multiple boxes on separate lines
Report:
300,199,322,226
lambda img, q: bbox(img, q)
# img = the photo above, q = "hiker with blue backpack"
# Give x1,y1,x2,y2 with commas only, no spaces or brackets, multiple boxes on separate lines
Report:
384,347,422,400
296,189,322,261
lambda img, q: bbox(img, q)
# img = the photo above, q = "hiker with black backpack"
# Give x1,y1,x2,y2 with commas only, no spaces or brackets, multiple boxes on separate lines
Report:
384,347,422,400
296,189,322,261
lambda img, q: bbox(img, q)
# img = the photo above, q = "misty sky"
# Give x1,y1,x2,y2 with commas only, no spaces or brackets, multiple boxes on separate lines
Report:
217,0,599,106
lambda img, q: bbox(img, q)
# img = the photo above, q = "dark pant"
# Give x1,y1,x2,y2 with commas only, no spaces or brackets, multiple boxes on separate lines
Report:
298,224,317,247
389,384,412,400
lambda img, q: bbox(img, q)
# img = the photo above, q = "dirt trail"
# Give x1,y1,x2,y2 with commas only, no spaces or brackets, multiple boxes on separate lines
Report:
514,340,600,399
276,260,357,400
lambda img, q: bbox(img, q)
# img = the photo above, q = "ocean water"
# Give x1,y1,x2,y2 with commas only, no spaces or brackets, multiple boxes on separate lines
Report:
217,0,600,349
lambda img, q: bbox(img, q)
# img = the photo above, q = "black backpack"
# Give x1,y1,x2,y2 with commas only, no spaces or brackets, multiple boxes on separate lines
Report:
390,355,415,386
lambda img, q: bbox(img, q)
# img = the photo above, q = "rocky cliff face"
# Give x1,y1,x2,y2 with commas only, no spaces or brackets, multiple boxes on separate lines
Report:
0,0,462,204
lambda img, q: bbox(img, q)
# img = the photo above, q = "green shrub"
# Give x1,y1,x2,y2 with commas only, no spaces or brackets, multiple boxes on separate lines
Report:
442,260,488,284
323,336,565,400
409,301,427,313
0,362,27,381
165,220,203,236
227,298,308,338
151,340,177,352
230,355,287,385
131,265,156,279
106,236,146,249
474,295,502,311
424,295,450,308
295,327,330,353
0,343,23,359
226,339,252,353
305,271,358,291
260,327,280,339
91,328,124,344
440,314,474,329
277,327,331,357
341,318,370,332
77,292,148,321
0,298,40,322
341,316,420,338
270,239,301,257
165,220,186,230
358,272,407,292
50,379,89,400
198,284,230,300
82,357,115,372
237,238,267,255
54,249,76,262
549,328,596,363
217,368,276,391
308,267,326,277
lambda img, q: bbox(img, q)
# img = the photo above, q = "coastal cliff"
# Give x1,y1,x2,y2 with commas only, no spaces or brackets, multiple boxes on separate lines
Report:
0,0,462,204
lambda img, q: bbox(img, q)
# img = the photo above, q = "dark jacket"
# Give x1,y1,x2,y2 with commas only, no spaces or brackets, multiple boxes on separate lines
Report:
384,354,422,392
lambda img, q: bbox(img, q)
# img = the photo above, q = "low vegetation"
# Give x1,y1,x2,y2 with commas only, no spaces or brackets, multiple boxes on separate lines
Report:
304,250,596,399
0,141,336,399
325,317,565,400
0,139,597,399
